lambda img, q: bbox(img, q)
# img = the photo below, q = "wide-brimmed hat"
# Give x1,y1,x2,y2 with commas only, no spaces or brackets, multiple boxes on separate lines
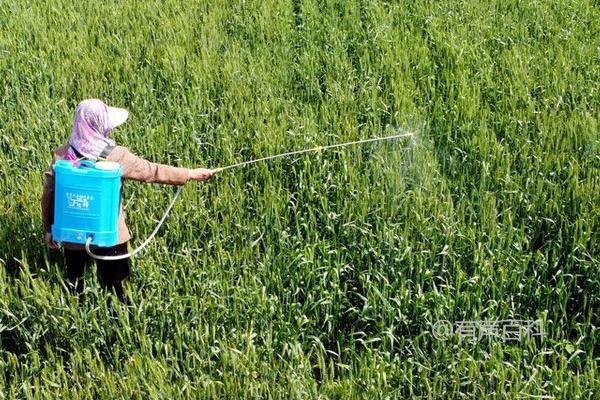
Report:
106,105,129,130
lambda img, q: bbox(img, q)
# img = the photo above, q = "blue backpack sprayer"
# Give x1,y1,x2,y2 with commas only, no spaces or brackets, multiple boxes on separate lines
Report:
52,159,123,247
51,132,414,261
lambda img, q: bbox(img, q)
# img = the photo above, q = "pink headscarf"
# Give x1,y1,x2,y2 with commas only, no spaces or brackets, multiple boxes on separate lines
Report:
66,99,129,160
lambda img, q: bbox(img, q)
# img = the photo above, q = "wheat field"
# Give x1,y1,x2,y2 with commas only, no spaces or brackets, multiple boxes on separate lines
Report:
0,0,598,398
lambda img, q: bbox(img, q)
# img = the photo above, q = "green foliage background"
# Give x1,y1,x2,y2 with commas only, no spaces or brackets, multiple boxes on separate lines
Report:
0,0,598,398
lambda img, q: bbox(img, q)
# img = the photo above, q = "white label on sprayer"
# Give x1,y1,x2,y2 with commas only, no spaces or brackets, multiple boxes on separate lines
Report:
66,192,94,209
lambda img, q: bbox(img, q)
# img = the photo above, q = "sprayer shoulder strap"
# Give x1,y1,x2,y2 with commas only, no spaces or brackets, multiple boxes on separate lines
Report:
69,145,114,161
69,145,85,159
98,145,115,161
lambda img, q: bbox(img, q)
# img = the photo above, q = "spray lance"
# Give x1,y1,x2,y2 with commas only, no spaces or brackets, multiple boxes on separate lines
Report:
51,132,413,260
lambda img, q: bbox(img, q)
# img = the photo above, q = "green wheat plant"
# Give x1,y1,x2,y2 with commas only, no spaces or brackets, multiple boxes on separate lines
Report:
0,0,598,398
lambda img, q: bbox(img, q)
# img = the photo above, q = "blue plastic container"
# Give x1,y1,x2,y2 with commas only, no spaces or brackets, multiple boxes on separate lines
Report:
51,159,123,247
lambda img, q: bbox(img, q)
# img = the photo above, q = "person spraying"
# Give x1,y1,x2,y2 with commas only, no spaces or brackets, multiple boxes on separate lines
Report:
41,99,213,304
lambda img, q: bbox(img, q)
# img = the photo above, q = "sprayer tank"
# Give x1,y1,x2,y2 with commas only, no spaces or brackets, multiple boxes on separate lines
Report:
51,160,122,247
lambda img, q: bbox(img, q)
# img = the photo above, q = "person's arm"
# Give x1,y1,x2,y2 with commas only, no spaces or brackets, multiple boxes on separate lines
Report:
110,146,212,185
41,164,58,248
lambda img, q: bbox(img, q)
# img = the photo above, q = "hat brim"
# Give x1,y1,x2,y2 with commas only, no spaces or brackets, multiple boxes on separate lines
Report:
106,106,129,130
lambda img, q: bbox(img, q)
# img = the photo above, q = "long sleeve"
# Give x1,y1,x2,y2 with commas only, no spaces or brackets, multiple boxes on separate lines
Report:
108,146,190,186
41,164,55,234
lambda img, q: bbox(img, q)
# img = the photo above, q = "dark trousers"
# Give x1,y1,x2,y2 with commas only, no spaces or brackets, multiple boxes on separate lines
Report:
63,242,130,304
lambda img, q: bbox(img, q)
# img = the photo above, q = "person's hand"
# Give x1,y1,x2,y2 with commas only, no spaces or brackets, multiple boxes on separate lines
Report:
188,168,214,182
45,232,58,249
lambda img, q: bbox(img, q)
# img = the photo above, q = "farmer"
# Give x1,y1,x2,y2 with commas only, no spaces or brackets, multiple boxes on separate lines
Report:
41,98,213,304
